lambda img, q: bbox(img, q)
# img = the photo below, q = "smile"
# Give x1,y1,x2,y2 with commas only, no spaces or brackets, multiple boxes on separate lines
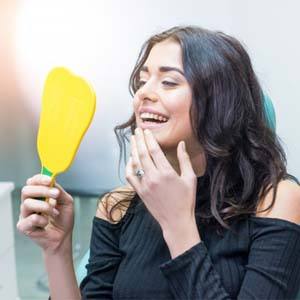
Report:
139,118,169,130
140,112,169,123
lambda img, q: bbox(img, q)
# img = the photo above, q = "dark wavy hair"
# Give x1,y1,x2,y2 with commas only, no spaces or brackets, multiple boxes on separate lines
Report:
100,25,295,230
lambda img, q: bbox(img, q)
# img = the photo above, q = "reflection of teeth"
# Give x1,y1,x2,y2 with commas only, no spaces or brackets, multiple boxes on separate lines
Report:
140,112,168,122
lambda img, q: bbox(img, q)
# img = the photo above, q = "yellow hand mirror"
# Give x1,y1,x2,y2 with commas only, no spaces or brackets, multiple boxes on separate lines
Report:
37,67,96,200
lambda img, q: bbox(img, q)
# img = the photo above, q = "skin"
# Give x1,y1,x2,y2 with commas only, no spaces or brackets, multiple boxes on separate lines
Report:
127,128,202,258
133,38,206,177
17,175,80,299
128,39,208,257
16,37,300,300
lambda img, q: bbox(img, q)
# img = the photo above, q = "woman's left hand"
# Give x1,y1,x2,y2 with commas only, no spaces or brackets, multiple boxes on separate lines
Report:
125,128,199,242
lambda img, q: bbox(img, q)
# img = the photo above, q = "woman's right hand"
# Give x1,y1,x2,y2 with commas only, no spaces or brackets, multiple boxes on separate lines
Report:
16,174,75,254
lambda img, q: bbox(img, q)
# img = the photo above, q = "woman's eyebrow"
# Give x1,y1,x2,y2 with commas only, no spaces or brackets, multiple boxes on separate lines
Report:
140,65,184,76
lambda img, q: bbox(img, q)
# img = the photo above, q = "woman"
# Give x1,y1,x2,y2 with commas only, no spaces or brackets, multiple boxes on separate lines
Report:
17,26,300,299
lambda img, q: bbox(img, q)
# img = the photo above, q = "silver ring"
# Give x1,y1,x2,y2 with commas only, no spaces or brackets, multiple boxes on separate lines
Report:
135,168,145,178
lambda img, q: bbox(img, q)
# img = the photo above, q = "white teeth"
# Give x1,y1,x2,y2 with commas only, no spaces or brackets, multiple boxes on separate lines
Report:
140,112,168,122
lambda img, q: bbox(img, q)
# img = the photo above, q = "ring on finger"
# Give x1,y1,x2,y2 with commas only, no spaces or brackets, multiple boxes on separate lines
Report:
135,168,145,178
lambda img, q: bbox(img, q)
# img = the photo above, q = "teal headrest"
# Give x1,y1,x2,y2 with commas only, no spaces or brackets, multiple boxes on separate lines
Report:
263,94,276,131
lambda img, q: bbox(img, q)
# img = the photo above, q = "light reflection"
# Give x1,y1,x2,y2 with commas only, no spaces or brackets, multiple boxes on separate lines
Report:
14,0,113,118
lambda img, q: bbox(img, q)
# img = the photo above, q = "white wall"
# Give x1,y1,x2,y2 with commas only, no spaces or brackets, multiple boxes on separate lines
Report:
232,0,300,179
1,0,299,194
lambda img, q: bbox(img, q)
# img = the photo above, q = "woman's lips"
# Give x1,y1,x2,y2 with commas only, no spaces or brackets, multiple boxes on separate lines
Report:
139,120,168,130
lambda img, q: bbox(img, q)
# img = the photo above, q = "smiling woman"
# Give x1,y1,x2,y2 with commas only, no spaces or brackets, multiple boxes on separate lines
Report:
17,25,300,300
133,39,198,157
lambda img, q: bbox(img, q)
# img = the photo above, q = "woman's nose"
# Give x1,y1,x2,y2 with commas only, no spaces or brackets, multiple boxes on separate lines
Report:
138,84,159,102
140,91,158,102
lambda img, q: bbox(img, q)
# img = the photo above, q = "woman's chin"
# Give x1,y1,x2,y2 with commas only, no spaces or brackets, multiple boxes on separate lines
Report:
136,122,177,150
155,138,179,153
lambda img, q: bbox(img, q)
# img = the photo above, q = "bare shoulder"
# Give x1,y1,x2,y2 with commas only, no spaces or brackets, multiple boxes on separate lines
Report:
256,179,300,224
96,184,135,224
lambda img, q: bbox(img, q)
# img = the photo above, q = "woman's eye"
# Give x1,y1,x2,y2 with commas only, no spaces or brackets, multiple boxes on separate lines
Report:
137,80,177,89
137,80,146,88
162,81,177,87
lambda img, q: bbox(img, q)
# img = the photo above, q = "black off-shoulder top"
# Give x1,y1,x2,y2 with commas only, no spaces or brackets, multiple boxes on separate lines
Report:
79,184,300,300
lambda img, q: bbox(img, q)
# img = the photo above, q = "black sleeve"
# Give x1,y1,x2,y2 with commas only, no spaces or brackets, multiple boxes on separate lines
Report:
159,217,300,300
79,217,123,299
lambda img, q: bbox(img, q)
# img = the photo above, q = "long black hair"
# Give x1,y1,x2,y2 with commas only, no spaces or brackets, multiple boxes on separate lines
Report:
101,26,294,229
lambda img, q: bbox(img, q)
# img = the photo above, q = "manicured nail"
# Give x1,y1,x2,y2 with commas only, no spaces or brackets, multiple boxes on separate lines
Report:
182,141,186,151
50,188,59,197
52,208,60,216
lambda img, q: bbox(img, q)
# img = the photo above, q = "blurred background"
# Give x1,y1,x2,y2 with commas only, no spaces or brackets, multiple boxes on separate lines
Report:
0,0,299,299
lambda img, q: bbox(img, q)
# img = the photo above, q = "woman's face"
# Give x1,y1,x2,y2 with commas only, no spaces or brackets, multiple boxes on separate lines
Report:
133,38,201,153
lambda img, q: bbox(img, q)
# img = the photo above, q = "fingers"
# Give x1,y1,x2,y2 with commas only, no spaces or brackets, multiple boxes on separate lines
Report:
17,183,57,235
49,181,73,206
21,185,60,202
20,198,60,218
24,174,73,206
177,141,196,179
131,135,143,171
17,213,49,235
133,128,156,173
143,129,172,171
19,173,71,223
26,174,52,186
48,197,57,208
125,156,140,190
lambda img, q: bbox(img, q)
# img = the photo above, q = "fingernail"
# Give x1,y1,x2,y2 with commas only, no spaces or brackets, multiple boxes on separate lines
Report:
182,141,186,151
49,188,59,197
52,208,60,216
